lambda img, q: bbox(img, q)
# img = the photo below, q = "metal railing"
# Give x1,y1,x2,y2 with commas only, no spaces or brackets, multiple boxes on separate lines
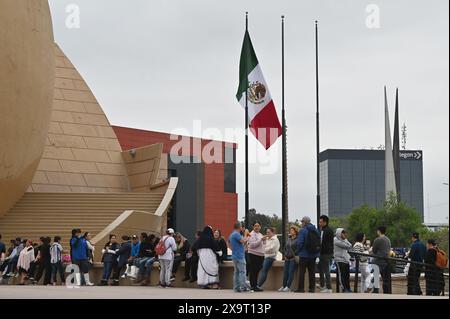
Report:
347,251,448,295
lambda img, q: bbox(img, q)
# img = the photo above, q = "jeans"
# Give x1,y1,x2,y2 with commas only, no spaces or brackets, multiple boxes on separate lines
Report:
283,258,297,288
248,253,264,289
232,259,246,291
144,257,156,275
318,254,332,289
336,262,350,292
51,261,65,284
102,262,114,281
135,257,151,275
298,257,316,292
159,259,173,286
257,257,275,287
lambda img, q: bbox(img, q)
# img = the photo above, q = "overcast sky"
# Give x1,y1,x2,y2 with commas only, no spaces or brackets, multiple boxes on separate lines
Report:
48,0,449,224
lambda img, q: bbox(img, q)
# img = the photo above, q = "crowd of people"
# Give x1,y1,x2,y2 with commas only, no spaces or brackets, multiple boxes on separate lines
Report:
0,215,447,296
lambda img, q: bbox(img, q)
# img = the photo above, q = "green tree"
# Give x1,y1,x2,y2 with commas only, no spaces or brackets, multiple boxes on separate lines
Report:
336,194,425,248
378,196,425,247
347,205,379,242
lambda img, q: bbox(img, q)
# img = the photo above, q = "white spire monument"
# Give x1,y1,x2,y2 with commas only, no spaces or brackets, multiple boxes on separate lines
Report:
384,86,397,199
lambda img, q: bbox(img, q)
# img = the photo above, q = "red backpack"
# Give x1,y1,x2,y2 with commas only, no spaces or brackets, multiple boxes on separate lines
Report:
155,236,168,256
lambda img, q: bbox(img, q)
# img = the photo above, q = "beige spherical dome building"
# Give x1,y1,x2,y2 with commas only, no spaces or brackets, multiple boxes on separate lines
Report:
0,0,55,216
0,1,177,258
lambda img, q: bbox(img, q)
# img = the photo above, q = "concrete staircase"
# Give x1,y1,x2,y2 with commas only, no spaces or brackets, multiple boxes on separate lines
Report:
0,192,165,246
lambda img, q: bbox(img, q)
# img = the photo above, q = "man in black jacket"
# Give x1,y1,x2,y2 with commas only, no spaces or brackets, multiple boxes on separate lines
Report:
111,235,132,286
135,233,156,286
318,215,334,293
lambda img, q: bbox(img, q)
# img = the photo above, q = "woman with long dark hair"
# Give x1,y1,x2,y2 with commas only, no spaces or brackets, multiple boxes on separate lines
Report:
35,236,52,285
197,226,221,289
214,229,228,263
247,221,265,292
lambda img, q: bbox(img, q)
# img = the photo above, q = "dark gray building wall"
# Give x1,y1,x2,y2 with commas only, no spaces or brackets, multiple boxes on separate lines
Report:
320,149,424,220
168,155,204,243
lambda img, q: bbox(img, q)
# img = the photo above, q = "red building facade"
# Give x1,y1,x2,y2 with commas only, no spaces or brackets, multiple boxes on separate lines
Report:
112,126,238,239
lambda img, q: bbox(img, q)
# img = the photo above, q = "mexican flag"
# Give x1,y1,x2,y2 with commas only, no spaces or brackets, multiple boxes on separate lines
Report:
236,30,282,150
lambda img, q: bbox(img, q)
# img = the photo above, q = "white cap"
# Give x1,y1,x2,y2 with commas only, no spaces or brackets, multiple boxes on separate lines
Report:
167,228,175,234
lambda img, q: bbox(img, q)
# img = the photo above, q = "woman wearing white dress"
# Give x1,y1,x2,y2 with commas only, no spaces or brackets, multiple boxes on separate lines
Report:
197,226,221,289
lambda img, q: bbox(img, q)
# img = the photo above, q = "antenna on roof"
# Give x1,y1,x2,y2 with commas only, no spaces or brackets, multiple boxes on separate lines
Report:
401,123,407,150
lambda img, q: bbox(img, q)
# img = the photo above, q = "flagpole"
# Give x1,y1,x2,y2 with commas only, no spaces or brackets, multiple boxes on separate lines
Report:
393,88,401,201
315,21,321,225
281,15,288,252
244,12,250,229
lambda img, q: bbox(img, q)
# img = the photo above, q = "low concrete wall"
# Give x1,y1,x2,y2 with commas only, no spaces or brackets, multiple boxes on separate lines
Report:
4,260,439,295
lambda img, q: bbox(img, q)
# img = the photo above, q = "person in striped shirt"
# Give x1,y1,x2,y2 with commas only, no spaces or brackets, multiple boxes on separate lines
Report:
353,233,370,293
50,236,65,285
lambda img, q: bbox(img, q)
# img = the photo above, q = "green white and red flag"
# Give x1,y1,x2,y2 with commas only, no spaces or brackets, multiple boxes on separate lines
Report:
236,30,282,150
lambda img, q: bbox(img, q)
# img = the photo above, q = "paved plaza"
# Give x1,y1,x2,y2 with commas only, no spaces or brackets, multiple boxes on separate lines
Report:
0,286,447,299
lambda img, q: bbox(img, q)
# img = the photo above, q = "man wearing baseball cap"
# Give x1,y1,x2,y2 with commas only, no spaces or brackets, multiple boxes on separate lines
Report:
158,228,177,287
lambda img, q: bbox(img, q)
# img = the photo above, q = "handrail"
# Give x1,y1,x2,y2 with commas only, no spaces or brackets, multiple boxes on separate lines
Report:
348,250,449,270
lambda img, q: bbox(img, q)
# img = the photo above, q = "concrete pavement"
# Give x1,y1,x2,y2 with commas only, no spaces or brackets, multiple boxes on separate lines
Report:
0,286,447,299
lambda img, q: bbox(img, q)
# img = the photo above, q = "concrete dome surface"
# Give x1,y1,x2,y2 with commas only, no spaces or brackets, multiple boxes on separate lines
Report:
0,0,55,216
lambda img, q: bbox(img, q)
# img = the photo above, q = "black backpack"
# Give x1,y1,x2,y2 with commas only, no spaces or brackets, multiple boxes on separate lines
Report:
306,228,321,254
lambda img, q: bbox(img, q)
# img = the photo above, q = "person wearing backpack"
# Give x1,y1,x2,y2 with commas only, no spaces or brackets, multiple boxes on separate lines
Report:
157,228,177,288
295,216,320,293
424,239,446,296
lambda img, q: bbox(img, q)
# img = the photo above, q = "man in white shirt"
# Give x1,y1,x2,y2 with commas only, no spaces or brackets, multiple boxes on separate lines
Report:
157,228,177,287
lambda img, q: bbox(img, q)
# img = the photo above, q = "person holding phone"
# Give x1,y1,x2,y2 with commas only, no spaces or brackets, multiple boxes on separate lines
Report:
257,227,280,290
229,222,250,292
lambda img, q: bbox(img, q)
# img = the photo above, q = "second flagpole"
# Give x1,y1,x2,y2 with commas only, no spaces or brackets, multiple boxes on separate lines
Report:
281,15,288,253
244,12,250,229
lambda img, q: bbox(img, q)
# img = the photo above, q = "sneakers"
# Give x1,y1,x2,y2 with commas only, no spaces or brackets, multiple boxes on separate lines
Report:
320,287,332,293
234,288,251,293
253,286,264,292
278,286,285,292
282,287,291,292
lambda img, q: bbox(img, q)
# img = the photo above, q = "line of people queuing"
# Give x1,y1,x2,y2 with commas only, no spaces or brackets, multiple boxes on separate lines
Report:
0,217,447,295
227,216,447,295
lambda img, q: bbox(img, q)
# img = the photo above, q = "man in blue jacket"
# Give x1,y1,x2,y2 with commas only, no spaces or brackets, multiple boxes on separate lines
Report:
70,228,94,286
407,232,426,295
295,216,320,293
